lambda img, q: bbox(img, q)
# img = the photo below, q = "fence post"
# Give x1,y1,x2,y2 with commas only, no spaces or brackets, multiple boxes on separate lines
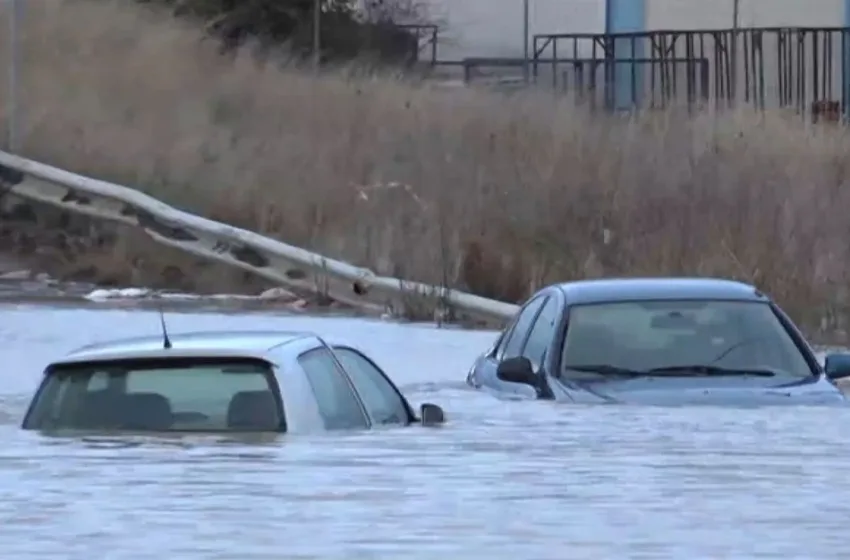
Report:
730,0,739,104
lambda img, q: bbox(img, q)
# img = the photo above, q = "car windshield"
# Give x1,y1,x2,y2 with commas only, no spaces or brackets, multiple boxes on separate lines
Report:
23,357,284,432
561,300,814,379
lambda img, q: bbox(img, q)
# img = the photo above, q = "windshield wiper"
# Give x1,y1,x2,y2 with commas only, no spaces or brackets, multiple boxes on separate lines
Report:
564,365,645,378
564,364,778,378
646,365,777,377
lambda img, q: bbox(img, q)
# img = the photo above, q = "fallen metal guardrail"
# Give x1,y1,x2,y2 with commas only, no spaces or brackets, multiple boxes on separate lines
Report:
0,150,518,327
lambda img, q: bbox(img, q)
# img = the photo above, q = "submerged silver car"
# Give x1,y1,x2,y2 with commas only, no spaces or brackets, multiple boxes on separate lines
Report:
22,330,445,433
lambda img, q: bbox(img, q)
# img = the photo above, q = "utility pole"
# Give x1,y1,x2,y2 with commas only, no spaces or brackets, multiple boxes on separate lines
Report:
6,0,21,152
312,0,321,71
522,0,530,82
730,0,740,103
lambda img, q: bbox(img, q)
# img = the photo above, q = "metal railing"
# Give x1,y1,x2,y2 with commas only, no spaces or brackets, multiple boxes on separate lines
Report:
529,27,850,116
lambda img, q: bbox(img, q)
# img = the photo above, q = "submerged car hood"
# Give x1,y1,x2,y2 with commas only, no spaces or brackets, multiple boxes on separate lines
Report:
559,374,847,406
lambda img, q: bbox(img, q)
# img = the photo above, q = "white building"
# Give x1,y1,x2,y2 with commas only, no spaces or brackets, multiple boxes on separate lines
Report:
419,0,846,61
646,0,843,31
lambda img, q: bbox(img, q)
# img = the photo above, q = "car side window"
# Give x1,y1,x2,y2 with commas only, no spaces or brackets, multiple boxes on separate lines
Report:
522,297,561,371
298,348,369,430
500,296,548,359
334,347,411,426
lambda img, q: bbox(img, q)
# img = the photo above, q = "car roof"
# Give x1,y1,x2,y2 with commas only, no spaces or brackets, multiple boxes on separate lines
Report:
555,277,767,305
57,330,315,364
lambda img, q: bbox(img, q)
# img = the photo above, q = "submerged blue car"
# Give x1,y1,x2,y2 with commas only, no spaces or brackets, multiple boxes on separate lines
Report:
466,278,850,405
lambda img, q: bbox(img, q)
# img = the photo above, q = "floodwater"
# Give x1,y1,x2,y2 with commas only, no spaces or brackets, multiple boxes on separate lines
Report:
3,300,850,559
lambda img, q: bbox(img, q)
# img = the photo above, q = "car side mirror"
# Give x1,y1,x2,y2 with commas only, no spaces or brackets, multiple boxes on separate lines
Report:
496,356,538,387
419,403,445,426
824,352,850,381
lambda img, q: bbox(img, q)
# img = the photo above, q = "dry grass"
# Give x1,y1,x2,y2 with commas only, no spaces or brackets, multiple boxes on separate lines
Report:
2,0,850,334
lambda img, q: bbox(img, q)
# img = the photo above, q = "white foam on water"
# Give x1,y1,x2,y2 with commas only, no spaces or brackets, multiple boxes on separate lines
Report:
83,287,298,302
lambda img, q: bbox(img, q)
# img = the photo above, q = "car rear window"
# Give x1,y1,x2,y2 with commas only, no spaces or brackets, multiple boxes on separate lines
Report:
22,357,284,432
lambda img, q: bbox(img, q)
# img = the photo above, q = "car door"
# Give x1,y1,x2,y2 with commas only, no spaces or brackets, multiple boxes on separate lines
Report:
298,347,370,431
517,294,563,399
520,294,562,372
470,293,549,397
332,346,415,427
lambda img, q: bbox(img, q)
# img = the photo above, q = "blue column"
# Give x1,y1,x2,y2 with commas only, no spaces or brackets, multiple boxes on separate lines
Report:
606,0,646,109
844,0,850,118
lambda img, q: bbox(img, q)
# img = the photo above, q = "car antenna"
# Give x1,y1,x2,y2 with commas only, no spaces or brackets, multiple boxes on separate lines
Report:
157,304,172,349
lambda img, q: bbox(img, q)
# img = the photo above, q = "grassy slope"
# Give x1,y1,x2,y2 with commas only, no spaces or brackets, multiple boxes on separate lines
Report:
1,0,850,333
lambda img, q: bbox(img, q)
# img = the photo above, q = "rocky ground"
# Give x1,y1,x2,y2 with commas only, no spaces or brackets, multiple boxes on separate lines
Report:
0,208,354,312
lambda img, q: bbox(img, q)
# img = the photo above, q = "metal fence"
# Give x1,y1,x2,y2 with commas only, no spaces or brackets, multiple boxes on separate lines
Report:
424,26,850,119
529,27,850,116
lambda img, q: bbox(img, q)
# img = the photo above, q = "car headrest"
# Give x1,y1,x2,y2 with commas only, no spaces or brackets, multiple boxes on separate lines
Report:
122,392,173,431
226,390,281,431
76,389,125,428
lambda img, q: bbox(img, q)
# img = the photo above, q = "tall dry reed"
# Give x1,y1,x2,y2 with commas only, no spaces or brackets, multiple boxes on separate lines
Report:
2,0,850,333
